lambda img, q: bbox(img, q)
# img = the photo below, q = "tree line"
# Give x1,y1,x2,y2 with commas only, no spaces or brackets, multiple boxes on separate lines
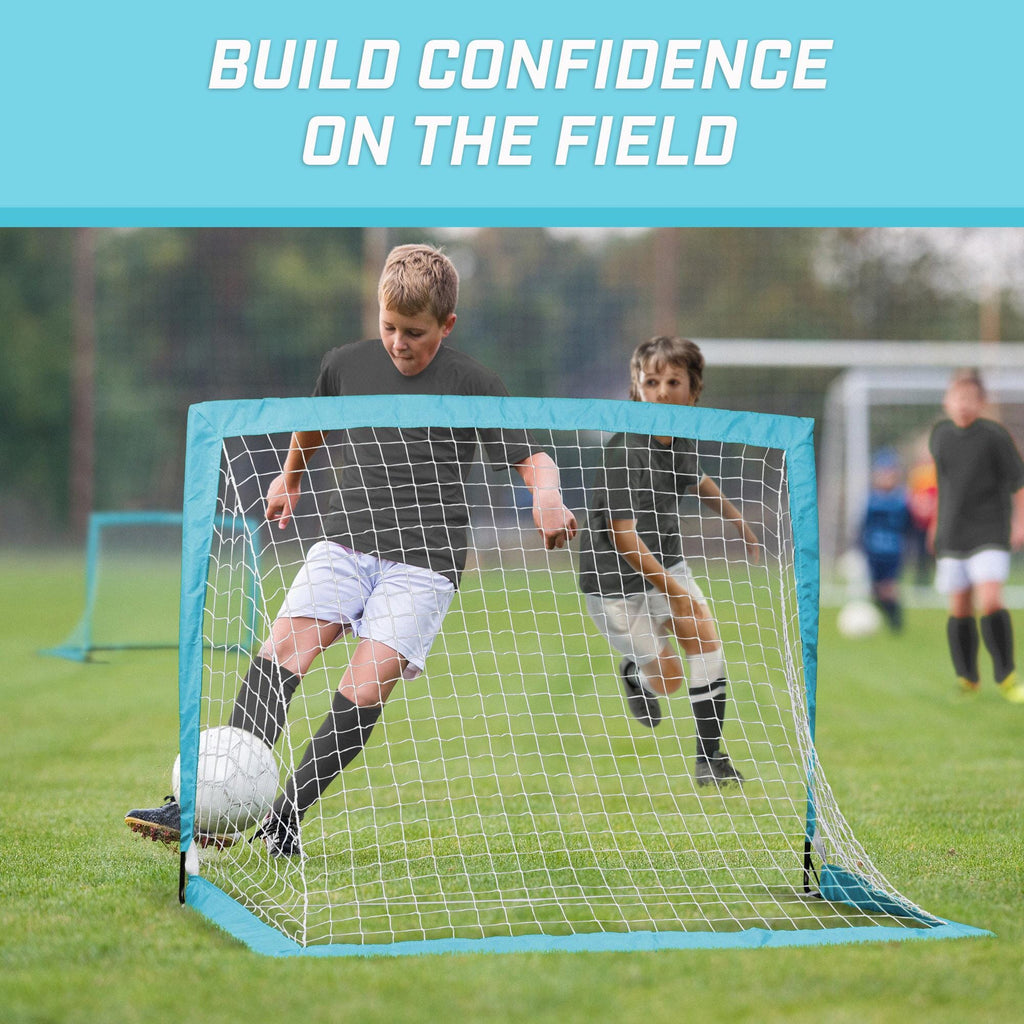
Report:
1,226,1017,539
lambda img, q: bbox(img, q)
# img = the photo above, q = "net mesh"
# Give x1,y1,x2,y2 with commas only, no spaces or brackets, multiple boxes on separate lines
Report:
189,406,936,949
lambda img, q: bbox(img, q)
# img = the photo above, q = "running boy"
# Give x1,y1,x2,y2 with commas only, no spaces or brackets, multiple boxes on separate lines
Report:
929,368,1024,701
127,244,578,854
578,336,760,787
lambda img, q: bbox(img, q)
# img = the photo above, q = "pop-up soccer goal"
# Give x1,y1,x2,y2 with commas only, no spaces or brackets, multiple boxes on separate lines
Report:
176,394,985,955
43,510,262,662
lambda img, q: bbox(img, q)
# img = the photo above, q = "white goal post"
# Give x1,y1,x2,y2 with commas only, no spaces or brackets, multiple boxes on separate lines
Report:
174,393,983,955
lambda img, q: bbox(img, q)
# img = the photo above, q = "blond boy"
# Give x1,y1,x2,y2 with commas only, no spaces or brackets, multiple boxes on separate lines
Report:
127,244,577,854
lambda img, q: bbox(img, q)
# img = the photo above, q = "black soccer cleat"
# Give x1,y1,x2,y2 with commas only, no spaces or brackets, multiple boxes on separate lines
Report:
125,795,182,846
125,795,236,850
695,752,745,788
253,811,303,859
619,656,662,728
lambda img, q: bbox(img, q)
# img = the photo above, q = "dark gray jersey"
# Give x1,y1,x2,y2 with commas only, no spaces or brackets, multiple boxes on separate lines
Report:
312,338,534,586
929,417,1024,557
578,432,701,596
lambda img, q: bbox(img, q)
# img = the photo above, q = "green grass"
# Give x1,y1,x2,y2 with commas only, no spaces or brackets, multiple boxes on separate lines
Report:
2,551,1023,1023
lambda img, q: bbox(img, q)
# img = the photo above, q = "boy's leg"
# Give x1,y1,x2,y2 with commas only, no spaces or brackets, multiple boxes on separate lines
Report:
977,587,1024,702
229,617,343,747
260,639,403,852
946,592,980,692
686,644,743,786
620,645,684,729
663,584,743,785
637,645,686,696
872,576,903,632
125,616,342,846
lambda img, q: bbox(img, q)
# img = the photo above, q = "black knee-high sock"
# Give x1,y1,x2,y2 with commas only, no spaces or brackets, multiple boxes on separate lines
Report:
980,609,1015,683
229,656,301,748
689,679,726,760
713,681,727,751
273,691,382,822
946,616,980,683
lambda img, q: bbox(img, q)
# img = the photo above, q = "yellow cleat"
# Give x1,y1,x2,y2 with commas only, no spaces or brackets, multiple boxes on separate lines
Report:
998,673,1024,703
958,677,980,694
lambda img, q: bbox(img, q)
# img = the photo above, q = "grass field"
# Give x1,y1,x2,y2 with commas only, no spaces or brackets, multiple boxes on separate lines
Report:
2,550,1023,1023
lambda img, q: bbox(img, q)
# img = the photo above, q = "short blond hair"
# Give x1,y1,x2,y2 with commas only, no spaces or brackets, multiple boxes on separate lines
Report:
629,336,705,402
378,244,459,324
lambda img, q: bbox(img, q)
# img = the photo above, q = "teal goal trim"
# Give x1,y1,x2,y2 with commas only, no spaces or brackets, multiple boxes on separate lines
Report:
186,877,990,957
41,509,261,662
176,394,984,954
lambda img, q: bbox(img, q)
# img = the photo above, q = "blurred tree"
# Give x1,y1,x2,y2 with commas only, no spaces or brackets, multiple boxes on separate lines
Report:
0,228,74,536
4,225,1023,539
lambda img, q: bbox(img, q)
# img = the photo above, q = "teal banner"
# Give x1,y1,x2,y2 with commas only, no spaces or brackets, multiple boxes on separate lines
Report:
1,1,1021,222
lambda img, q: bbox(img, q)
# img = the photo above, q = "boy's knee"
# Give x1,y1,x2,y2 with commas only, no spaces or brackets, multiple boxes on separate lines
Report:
642,646,685,694
340,677,400,708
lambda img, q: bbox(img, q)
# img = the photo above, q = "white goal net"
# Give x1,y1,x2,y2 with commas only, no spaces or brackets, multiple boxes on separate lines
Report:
177,395,977,955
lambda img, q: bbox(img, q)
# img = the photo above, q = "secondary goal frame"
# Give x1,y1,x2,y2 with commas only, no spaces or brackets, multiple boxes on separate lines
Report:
42,509,262,662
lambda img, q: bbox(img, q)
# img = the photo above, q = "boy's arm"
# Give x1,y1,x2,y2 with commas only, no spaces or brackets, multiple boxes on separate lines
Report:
609,518,703,621
266,430,327,530
695,475,761,564
1011,488,1024,551
513,452,578,550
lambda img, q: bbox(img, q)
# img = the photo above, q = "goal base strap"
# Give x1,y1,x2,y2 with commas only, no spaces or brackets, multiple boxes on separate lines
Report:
184,877,991,959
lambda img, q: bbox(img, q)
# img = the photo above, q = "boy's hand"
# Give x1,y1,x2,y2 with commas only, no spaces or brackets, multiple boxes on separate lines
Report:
266,473,302,530
533,494,578,550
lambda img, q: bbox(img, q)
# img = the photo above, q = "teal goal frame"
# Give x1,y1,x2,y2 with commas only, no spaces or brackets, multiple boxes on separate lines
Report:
42,509,261,662
175,394,987,955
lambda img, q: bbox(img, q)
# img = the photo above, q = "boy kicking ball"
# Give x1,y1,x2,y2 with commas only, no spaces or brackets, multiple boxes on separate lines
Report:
578,336,760,787
126,243,577,854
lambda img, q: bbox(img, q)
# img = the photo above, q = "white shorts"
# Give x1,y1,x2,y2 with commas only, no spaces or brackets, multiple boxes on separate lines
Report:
585,562,707,666
277,541,456,678
935,549,1011,594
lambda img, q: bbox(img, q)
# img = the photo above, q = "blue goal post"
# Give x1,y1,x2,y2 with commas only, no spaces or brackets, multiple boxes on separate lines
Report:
42,509,262,662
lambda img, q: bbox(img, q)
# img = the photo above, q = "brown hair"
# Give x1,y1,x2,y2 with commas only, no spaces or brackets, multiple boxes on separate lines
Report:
629,336,705,402
378,243,459,324
949,367,986,396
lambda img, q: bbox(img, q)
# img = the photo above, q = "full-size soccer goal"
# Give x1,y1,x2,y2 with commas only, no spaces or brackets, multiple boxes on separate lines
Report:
176,394,984,955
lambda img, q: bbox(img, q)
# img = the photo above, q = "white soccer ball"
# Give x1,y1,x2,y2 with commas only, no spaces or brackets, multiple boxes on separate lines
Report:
837,600,883,639
172,726,279,835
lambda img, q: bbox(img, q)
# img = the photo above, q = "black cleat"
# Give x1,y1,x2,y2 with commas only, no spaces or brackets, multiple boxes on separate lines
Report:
125,795,236,850
253,811,303,859
619,656,662,728
695,752,745,788
126,795,182,846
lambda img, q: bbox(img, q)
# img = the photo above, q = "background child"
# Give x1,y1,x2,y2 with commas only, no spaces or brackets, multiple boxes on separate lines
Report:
859,448,910,631
126,244,578,853
929,368,1024,701
906,452,938,586
578,336,760,787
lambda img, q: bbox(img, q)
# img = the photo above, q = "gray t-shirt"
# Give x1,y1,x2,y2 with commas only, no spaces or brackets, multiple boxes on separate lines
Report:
929,417,1024,557
578,432,701,597
312,338,534,586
